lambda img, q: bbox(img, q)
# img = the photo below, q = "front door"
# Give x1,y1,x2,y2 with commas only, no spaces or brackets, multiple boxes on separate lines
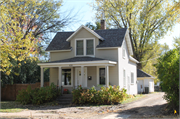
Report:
75,68,87,88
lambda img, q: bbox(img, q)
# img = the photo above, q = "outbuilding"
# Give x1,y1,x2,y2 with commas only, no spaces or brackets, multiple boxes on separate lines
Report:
137,69,155,94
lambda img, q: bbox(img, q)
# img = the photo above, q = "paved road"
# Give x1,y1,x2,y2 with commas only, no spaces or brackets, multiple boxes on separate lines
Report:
90,92,167,119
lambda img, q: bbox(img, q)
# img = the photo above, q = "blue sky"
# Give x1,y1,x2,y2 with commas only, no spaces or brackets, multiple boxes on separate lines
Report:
60,0,179,49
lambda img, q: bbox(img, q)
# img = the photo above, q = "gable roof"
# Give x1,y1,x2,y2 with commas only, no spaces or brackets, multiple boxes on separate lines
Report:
46,26,130,52
66,25,104,41
137,69,154,78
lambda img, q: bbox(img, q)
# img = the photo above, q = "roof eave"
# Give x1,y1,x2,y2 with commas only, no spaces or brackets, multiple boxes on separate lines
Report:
66,25,104,42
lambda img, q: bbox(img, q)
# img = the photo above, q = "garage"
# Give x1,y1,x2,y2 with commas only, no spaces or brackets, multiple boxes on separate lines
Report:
137,69,155,94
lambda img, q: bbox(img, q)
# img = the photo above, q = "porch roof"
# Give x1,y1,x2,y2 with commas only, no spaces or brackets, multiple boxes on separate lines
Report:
38,57,117,67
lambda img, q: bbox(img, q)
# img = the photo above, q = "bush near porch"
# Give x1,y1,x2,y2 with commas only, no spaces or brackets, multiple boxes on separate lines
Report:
72,85,127,105
16,83,61,105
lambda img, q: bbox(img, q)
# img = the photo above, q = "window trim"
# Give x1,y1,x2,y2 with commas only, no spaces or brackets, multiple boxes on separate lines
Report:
131,71,134,85
61,67,73,87
75,38,95,57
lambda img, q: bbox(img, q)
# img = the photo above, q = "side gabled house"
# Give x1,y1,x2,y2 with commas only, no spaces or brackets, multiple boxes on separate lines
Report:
38,20,139,95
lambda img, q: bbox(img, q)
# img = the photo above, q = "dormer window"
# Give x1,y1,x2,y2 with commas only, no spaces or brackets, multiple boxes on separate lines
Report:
75,38,95,56
86,39,94,55
76,40,84,55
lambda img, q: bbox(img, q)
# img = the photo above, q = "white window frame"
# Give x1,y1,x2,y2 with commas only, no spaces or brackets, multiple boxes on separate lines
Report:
97,66,106,86
123,69,126,88
61,67,73,87
75,38,95,57
131,71,134,85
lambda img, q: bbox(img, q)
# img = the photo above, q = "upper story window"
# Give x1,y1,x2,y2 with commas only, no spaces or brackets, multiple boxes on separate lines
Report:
75,38,94,56
86,40,94,55
76,40,84,55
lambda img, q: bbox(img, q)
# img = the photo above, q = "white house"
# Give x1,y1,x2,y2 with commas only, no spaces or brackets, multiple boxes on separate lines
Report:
38,20,139,95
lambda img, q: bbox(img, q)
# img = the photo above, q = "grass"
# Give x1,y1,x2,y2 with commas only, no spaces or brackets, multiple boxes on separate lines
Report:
0,100,60,113
121,94,146,104
0,101,26,113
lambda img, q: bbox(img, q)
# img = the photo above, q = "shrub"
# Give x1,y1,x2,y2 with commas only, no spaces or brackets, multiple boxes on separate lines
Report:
16,83,61,105
155,49,179,113
72,85,127,105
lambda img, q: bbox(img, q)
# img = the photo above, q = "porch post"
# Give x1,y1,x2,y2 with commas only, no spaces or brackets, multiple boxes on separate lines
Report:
40,67,44,87
81,66,84,87
58,66,62,88
105,65,109,87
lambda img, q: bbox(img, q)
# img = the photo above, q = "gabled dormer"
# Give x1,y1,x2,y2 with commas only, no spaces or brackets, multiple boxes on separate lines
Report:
65,25,104,57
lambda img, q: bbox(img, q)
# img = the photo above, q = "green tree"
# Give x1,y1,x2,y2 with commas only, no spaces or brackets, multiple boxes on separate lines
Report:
0,0,38,74
1,58,49,85
141,43,169,84
93,0,178,69
85,22,101,30
173,37,180,47
0,0,76,74
155,49,179,113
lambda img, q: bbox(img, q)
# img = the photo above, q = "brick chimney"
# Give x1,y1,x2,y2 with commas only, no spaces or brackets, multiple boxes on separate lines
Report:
101,20,106,30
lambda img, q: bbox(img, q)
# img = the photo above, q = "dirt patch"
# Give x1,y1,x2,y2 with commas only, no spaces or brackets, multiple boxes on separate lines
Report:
0,92,174,119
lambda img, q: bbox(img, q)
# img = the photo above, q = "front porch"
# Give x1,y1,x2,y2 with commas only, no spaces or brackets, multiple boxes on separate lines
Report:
38,57,117,91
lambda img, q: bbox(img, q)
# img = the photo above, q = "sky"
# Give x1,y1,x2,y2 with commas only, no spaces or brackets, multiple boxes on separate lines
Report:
59,0,180,49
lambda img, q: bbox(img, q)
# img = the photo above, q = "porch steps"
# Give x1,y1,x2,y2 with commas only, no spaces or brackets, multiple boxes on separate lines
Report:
56,94,73,105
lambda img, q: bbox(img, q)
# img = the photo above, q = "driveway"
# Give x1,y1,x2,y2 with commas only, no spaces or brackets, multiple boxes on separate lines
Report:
90,92,167,119
0,92,168,118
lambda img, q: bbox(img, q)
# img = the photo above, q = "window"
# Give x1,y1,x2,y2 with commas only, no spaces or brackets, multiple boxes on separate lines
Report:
123,48,125,58
76,40,83,55
131,72,134,84
99,68,105,85
123,69,126,87
75,39,94,56
86,39,94,55
122,43,125,58
62,69,71,85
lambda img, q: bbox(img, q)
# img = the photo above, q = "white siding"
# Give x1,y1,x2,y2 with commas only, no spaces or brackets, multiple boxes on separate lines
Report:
118,39,137,95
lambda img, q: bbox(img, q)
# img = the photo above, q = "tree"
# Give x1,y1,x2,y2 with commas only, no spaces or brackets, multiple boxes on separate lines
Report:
141,43,169,84
155,49,179,113
173,37,180,47
85,22,101,30
1,58,49,86
0,0,77,74
93,0,178,69
0,0,38,74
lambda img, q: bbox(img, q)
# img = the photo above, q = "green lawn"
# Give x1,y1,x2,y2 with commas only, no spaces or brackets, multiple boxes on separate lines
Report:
0,101,26,113
121,94,146,104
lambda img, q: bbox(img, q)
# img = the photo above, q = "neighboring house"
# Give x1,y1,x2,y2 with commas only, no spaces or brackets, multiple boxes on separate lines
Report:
137,69,155,93
38,20,139,95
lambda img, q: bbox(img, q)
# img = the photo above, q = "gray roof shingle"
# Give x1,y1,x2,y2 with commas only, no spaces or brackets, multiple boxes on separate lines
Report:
137,69,154,78
45,57,115,63
46,28,127,51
